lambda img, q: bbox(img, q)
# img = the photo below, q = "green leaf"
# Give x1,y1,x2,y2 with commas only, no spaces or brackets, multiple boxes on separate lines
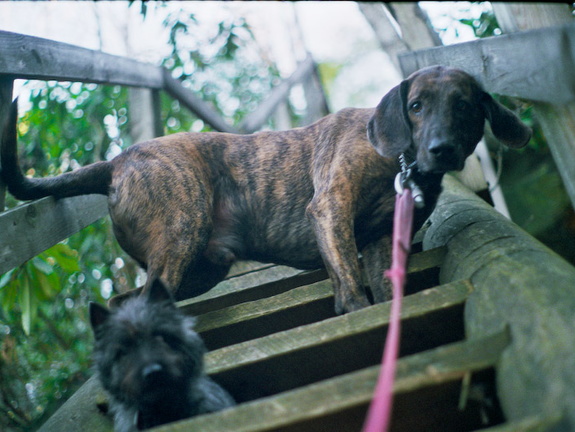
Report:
0,269,15,289
20,276,33,335
32,256,54,275
48,244,81,273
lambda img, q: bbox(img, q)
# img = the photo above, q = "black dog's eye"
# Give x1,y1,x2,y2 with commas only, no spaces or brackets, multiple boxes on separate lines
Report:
409,101,423,114
156,333,181,349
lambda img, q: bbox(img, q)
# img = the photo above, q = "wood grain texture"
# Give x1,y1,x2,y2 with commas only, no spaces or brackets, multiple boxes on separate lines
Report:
0,195,108,274
0,30,163,88
424,175,575,426
399,23,575,104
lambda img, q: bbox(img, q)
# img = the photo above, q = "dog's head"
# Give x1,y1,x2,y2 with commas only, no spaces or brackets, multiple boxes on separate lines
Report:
89,279,205,410
367,65,532,174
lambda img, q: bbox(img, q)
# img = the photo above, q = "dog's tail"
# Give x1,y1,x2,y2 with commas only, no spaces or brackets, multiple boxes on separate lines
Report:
1,98,113,200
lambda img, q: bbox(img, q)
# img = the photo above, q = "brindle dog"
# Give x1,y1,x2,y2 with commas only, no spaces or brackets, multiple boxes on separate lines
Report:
1,66,531,314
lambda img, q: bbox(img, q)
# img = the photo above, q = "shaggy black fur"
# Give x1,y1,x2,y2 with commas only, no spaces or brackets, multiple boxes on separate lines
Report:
89,279,234,431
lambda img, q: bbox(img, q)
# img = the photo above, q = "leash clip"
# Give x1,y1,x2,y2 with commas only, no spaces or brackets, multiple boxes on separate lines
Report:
394,154,425,209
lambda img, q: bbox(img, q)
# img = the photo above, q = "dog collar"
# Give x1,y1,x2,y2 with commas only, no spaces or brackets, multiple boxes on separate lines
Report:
394,153,425,208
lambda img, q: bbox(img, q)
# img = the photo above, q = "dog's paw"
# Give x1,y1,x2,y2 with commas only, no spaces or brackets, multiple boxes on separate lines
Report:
335,296,371,315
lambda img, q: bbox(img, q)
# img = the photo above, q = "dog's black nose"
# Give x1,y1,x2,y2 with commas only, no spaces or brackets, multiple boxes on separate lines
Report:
429,138,456,158
142,363,163,380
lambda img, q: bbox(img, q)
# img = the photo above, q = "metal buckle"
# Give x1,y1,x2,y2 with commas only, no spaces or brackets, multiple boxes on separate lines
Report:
395,154,425,208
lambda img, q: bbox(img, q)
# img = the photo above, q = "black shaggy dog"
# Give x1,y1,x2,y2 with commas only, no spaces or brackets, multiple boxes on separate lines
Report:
89,279,235,431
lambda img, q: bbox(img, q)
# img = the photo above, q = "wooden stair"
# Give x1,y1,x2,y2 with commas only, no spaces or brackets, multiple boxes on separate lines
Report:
40,177,574,432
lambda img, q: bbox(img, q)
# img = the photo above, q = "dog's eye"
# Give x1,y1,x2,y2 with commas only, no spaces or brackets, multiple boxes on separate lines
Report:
455,100,469,111
156,333,181,349
409,101,423,114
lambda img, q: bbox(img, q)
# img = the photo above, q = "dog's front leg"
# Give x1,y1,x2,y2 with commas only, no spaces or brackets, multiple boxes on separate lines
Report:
361,235,393,303
307,197,371,314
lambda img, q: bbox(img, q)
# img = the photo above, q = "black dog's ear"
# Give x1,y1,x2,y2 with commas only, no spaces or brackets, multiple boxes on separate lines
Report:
367,79,411,158
89,302,111,332
482,92,531,148
146,277,175,306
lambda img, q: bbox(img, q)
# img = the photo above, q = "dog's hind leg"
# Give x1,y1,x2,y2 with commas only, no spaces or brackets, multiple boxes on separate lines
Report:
172,255,231,301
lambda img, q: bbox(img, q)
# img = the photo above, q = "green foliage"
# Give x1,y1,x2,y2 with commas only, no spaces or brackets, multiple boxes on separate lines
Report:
160,8,281,129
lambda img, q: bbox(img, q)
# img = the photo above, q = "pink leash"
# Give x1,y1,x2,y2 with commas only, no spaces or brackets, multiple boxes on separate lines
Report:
362,178,416,432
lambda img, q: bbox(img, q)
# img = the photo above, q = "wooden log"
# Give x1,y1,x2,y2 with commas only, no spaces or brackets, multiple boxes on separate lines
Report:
423,175,575,426
0,31,163,88
398,23,575,105
0,195,108,274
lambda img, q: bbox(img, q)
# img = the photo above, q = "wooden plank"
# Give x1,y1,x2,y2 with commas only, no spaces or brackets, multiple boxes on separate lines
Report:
195,247,446,349
206,280,471,402
195,280,335,350
0,31,163,88
424,175,575,427
178,267,328,316
0,195,108,274
162,68,240,134
37,375,111,432
398,23,575,104
154,331,507,432
182,246,445,317
226,261,275,278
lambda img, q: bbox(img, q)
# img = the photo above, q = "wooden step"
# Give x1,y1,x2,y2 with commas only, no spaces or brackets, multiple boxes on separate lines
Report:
205,279,472,402
153,330,509,432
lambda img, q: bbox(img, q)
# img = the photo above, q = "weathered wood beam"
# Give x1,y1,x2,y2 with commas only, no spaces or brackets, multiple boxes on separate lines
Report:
154,331,508,432
195,247,445,349
399,23,575,104
178,266,327,316
206,280,471,402
0,195,108,274
38,329,509,432
0,31,163,88
424,175,575,426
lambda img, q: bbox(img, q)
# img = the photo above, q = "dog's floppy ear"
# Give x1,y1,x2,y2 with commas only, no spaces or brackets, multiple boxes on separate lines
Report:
482,92,531,148
146,277,175,306
367,79,411,158
89,302,111,333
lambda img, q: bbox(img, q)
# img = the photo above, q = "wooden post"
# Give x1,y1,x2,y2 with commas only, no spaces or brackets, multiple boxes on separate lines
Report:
0,78,14,211
128,87,163,143
492,3,575,210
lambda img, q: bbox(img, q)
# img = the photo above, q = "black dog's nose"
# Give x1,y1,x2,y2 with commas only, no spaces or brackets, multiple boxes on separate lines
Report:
142,363,163,380
429,138,456,158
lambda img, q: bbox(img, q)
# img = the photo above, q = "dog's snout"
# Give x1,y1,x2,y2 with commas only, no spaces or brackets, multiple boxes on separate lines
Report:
142,363,163,380
429,138,456,157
